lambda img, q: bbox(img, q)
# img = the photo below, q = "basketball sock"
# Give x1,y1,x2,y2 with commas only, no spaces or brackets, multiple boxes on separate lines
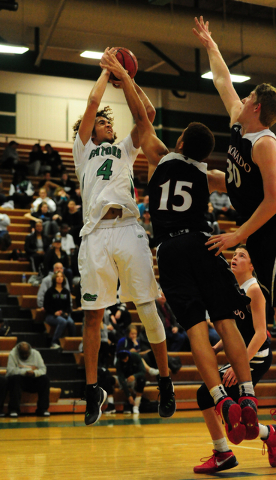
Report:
149,367,159,376
209,384,228,405
259,424,270,440
108,396,114,404
86,383,99,400
134,396,142,408
238,381,255,397
213,437,229,453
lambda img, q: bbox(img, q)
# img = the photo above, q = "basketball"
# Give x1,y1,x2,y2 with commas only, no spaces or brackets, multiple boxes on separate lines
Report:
110,47,138,82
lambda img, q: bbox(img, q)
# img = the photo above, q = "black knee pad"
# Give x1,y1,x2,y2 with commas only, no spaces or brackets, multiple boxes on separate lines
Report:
136,377,146,393
197,383,215,411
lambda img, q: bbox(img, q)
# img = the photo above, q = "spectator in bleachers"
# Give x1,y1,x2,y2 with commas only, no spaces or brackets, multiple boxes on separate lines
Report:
1,141,20,171
44,271,76,349
70,184,82,208
0,177,6,206
137,194,149,219
139,207,154,248
204,202,221,235
116,324,141,354
28,143,45,177
209,191,237,221
0,212,11,251
116,350,146,414
0,376,7,416
156,291,189,352
43,235,73,287
61,199,83,246
8,169,34,208
6,341,50,417
116,324,159,377
57,171,76,196
44,144,64,177
38,172,57,197
37,262,71,310
53,187,69,217
25,221,50,272
60,223,76,255
31,187,56,213
24,201,60,236
104,289,131,345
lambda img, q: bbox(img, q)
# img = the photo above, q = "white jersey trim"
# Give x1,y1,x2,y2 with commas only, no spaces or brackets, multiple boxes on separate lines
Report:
233,122,276,147
240,277,257,295
158,152,208,174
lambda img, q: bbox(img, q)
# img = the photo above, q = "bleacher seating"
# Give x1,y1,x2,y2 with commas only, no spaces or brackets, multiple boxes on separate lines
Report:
0,141,275,414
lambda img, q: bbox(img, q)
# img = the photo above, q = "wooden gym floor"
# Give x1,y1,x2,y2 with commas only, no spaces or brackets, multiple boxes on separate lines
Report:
0,408,275,480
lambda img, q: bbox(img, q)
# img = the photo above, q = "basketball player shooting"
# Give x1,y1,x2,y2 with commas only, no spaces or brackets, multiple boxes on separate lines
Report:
72,47,175,426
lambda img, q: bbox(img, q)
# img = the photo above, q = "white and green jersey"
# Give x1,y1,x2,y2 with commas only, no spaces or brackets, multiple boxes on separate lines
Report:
73,133,140,236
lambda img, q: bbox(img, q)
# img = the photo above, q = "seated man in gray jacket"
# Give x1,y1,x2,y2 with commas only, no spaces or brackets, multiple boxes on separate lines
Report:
37,262,71,309
6,342,50,417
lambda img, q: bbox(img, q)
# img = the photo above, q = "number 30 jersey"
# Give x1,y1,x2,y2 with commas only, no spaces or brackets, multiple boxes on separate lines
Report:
73,133,139,236
148,152,211,245
227,123,276,226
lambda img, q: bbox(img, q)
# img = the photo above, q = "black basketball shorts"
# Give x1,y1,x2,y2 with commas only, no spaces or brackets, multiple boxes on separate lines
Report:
157,232,249,331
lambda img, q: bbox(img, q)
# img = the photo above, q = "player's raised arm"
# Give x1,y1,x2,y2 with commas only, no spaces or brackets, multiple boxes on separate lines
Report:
101,51,168,180
130,81,156,149
78,49,112,145
193,16,242,125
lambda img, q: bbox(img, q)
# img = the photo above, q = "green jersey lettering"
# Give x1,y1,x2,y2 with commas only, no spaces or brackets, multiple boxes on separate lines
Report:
129,175,135,199
97,158,113,180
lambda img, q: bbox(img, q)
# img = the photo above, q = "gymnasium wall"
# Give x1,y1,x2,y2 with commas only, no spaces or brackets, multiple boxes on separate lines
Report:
0,70,229,156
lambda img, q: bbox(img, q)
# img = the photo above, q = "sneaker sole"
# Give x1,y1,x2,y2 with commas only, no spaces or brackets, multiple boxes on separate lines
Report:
86,388,107,426
241,406,259,440
194,456,238,474
223,404,246,445
158,403,176,418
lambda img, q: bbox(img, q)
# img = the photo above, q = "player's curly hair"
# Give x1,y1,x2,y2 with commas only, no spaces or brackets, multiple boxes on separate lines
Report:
182,122,215,161
72,106,117,142
254,83,276,128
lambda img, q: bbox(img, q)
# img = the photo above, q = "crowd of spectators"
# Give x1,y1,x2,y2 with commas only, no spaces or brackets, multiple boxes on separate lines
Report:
0,141,239,416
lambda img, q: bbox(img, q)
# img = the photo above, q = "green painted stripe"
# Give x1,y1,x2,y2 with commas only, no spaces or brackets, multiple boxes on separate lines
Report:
0,412,272,430
0,93,16,113
0,114,16,134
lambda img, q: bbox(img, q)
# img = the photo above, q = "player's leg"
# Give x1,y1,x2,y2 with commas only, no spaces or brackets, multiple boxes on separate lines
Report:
83,309,107,425
194,382,238,474
214,318,258,440
78,231,118,426
115,224,175,417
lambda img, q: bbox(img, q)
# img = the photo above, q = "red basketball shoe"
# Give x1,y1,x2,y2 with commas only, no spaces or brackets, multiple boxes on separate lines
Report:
215,397,246,445
262,425,276,467
194,449,238,474
238,396,259,440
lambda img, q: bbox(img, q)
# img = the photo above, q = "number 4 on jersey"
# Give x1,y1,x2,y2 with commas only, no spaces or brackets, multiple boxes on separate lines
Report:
97,159,113,180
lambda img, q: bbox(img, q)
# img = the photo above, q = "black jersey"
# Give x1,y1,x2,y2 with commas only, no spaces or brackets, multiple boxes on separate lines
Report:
148,152,211,245
227,123,276,227
234,277,269,352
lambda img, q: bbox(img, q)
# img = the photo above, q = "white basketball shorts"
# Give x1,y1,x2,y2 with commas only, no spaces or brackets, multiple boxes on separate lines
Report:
78,223,159,309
